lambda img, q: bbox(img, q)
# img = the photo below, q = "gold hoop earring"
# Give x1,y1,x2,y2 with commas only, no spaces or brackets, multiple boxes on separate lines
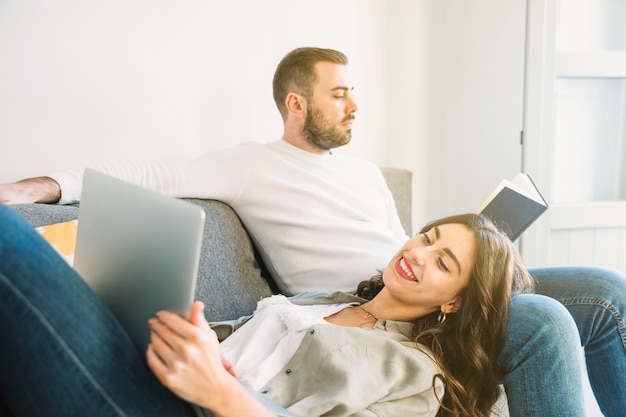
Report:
437,312,447,324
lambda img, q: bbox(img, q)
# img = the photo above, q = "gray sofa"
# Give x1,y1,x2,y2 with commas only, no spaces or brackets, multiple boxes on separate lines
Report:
10,167,413,322
7,168,512,416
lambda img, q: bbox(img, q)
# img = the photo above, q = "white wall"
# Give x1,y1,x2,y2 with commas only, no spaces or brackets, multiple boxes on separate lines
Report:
423,0,527,223
0,0,525,233
0,1,428,198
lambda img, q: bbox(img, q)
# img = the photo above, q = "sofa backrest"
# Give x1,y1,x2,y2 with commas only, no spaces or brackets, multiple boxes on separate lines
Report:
11,167,413,321
189,167,413,320
182,198,273,320
380,167,412,235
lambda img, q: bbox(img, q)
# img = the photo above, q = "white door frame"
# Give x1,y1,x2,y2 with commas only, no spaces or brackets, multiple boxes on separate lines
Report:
521,0,626,271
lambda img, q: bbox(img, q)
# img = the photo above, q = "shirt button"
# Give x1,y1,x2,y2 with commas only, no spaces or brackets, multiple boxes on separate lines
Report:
261,389,269,394
309,329,315,335
285,369,292,375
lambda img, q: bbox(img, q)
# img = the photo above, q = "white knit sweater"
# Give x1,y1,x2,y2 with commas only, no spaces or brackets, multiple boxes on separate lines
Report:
50,140,408,294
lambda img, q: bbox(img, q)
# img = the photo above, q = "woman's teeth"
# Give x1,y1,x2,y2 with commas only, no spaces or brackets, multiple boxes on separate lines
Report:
400,258,417,281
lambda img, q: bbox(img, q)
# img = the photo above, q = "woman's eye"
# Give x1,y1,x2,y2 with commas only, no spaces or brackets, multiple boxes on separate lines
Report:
422,233,448,271
334,95,345,100
437,258,450,272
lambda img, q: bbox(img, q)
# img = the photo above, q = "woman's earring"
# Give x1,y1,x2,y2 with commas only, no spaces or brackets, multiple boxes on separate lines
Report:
437,312,447,324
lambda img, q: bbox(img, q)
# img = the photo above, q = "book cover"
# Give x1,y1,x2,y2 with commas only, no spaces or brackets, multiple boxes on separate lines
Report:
36,220,78,265
478,173,548,241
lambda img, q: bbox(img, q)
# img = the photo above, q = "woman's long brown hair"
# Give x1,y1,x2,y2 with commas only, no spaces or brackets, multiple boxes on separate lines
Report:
357,214,534,417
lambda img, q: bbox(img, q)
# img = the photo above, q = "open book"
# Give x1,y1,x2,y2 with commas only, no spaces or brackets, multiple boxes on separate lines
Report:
477,173,548,241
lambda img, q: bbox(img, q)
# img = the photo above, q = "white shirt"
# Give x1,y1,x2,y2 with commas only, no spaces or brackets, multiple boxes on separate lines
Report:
219,295,354,390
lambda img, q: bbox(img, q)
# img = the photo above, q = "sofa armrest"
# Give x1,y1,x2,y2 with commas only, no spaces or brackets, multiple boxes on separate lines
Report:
380,167,413,235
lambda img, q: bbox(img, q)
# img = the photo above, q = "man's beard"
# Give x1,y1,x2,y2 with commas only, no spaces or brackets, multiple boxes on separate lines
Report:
303,105,354,151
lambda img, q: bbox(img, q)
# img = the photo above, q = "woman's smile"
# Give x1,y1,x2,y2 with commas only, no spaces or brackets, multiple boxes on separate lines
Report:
395,256,419,283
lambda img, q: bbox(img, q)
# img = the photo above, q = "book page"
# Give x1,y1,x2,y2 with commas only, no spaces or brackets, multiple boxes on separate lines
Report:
511,173,545,204
479,174,545,212
477,179,509,213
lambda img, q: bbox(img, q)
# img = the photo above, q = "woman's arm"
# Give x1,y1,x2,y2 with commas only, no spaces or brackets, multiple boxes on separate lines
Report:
146,301,277,417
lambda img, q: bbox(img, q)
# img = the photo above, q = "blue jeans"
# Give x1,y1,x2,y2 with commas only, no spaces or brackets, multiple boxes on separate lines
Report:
0,204,196,416
500,268,626,417
529,265,626,417
1,203,625,416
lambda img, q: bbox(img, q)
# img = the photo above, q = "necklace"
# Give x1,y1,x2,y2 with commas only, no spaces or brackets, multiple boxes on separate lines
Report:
359,305,379,321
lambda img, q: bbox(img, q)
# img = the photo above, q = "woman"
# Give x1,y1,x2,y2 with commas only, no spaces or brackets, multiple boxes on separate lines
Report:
0,204,531,417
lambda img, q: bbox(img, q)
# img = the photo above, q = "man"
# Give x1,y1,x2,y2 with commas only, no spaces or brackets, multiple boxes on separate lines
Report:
1,47,625,416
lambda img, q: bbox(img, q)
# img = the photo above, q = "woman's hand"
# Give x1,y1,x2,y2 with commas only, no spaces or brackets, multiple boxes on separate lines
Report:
146,301,240,409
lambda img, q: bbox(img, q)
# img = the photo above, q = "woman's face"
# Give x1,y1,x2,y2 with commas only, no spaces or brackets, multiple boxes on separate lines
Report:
382,223,476,315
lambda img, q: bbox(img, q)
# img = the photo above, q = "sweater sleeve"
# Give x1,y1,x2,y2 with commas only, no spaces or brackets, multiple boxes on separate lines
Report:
47,144,256,205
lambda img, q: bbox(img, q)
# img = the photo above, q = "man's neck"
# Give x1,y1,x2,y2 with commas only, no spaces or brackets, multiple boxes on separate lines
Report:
281,134,331,155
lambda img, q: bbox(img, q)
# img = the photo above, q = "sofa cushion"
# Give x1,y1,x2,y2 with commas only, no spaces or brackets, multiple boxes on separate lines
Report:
184,199,273,320
380,167,412,234
11,203,80,227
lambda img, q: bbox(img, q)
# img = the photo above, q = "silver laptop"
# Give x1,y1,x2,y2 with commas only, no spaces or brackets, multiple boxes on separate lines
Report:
74,168,206,351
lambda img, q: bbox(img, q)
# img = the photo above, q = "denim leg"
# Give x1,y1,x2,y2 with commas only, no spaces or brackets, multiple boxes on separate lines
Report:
530,266,626,417
0,204,195,416
500,294,586,417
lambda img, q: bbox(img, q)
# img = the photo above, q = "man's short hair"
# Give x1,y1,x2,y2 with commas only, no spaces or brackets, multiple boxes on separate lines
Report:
272,47,349,120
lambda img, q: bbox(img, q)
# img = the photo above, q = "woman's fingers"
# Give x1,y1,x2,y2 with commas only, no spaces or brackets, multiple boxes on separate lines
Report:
146,343,167,378
189,301,209,328
147,304,221,371
222,355,240,379
148,318,177,365
144,302,248,411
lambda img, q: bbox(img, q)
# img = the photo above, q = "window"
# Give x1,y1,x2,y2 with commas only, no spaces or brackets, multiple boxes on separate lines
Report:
552,0,626,203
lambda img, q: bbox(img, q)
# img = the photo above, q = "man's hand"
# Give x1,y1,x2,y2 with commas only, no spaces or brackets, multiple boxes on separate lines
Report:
0,177,62,204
